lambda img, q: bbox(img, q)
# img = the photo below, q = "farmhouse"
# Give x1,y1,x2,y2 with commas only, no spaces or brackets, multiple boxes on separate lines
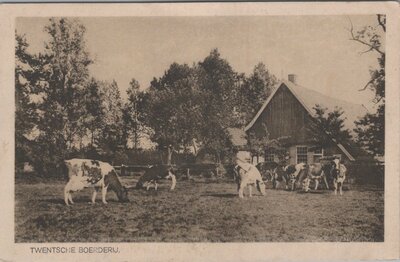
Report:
230,75,368,165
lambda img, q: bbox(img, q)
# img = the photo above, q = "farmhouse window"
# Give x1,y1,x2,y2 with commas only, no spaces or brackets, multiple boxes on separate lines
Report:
265,152,275,162
313,147,324,162
296,146,308,164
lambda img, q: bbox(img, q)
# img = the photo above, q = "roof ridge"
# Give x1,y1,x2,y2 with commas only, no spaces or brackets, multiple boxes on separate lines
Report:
282,80,366,108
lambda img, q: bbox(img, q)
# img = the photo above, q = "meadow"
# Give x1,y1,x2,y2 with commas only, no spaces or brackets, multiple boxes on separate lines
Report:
15,176,384,242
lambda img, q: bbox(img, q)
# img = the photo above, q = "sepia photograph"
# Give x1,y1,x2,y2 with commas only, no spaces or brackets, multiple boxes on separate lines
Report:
0,2,399,261
14,14,386,243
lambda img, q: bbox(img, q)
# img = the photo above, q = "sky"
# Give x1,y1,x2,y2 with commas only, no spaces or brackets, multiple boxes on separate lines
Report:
16,15,383,110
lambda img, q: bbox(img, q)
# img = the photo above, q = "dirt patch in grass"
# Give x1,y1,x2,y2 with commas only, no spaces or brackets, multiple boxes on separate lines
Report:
15,178,384,242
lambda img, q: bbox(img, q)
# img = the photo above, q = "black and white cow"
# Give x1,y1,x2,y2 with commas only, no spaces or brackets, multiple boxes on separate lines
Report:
234,160,266,198
302,163,331,192
332,159,347,195
256,161,279,184
135,165,177,191
283,163,307,191
302,159,347,195
63,159,129,206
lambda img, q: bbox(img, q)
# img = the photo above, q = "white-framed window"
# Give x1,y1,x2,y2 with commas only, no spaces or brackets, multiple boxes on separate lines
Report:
296,146,308,164
313,147,324,162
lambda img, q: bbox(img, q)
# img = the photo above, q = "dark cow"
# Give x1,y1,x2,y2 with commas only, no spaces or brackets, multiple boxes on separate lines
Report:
136,165,177,191
63,159,129,206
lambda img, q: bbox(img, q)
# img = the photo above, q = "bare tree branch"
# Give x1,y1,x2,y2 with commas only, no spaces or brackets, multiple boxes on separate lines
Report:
359,47,374,55
358,78,375,91
348,17,385,56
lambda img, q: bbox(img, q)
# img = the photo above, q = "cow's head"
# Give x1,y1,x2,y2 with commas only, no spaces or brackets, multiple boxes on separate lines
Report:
117,186,129,202
256,180,266,196
330,159,341,178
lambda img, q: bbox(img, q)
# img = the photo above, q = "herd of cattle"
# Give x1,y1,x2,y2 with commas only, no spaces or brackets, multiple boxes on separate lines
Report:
62,157,347,205
235,157,347,199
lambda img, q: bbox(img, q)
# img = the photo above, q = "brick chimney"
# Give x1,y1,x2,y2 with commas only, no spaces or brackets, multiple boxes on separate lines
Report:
288,74,297,84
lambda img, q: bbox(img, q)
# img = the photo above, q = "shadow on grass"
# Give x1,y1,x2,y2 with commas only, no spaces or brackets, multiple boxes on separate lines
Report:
296,190,330,194
200,193,237,198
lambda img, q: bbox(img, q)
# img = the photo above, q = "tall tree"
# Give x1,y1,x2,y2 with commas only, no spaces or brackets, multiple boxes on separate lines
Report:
15,34,40,170
237,62,277,125
82,78,105,148
143,63,202,164
354,103,384,155
196,49,239,162
310,105,352,147
123,78,145,150
98,80,124,160
350,15,385,156
35,18,92,173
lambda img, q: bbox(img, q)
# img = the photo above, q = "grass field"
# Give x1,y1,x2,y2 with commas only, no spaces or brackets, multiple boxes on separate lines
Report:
15,176,384,242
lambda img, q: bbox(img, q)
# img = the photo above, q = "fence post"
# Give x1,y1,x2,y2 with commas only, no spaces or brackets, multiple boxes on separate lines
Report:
187,168,191,180
121,164,126,176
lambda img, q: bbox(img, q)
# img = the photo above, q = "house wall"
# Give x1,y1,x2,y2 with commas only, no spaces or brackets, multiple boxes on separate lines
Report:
285,144,351,165
247,83,355,165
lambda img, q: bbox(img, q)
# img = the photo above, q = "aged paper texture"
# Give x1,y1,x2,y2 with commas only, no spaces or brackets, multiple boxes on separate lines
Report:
0,2,399,261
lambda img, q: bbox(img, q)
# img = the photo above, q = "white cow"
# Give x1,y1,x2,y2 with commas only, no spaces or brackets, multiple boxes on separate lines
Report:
234,159,266,198
63,159,129,205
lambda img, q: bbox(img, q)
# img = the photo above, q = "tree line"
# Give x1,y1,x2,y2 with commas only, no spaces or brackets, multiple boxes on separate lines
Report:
15,17,384,176
15,18,278,174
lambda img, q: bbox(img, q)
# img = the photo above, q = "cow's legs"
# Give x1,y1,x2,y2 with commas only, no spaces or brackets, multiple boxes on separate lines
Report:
283,177,288,190
64,182,73,205
68,192,74,204
314,179,319,190
64,189,70,205
323,176,329,190
101,186,108,204
154,182,158,191
303,178,310,192
168,172,176,190
238,182,246,198
248,185,253,197
275,180,280,189
333,181,338,195
91,188,98,204
339,182,343,195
